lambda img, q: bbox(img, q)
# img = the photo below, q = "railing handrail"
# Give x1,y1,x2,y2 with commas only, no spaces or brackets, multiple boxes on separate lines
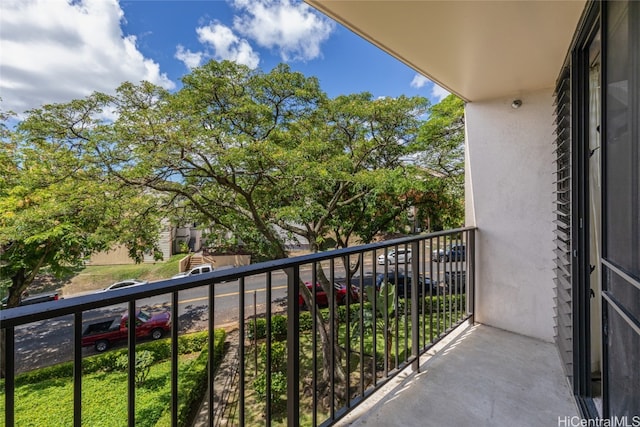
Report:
1,226,476,328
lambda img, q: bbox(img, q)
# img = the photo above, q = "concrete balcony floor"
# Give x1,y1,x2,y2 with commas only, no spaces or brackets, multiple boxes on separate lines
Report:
337,322,579,427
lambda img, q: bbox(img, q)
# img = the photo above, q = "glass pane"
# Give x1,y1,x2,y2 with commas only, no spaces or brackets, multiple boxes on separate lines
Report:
605,0,640,279
605,306,640,416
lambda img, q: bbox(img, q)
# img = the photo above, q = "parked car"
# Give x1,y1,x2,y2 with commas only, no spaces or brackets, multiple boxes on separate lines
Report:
172,263,214,278
299,281,359,308
378,272,438,298
377,248,413,265
103,279,148,291
1,291,60,309
432,244,466,262
443,271,466,293
81,310,171,352
349,272,438,298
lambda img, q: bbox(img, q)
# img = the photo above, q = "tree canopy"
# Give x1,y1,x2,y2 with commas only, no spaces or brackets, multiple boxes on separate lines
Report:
0,104,163,307
87,61,431,260
0,60,466,303
414,94,465,230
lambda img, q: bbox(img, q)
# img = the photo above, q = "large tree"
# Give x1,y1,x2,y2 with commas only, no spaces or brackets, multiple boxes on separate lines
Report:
85,60,428,393
414,94,465,230
92,61,429,261
5,60,430,393
0,100,163,308
0,104,163,378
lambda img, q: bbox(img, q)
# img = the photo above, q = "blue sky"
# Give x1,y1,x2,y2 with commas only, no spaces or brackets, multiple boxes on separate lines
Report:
1,0,448,116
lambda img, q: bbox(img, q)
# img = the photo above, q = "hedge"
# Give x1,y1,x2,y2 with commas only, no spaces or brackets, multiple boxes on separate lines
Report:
246,295,465,341
14,330,212,387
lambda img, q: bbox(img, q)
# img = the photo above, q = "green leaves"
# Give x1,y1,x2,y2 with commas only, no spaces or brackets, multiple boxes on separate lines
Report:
0,99,164,304
1,60,466,307
350,283,396,345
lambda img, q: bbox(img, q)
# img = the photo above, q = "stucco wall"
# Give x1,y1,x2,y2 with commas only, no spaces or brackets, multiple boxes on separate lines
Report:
465,89,556,342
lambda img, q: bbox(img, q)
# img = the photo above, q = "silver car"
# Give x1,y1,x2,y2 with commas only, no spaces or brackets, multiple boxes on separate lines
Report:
377,248,412,265
103,279,148,291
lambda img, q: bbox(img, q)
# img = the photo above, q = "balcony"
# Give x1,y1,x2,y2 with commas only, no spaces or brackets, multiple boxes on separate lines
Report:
334,323,578,427
1,227,577,426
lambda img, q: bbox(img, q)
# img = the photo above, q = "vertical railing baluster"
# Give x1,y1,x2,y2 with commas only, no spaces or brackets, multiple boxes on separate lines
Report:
311,263,317,427
411,241,419,371
5,326,15,427
429,237,434,344
453,234,458,325
208,281,215,427
345,255,351,408
469,229,476,321
329,258,336,421
266,272,272,425
171,291,179,427
436,237,441,338
403,244,409,364
371,250,378,387
394,246,399,369
239,277,246,426
286,266,300,427
421,239,426,351
448,234,452,330
458,233,463,322
383,247,389,377
73,312,82,427
358,252,365,398
127,300,136,427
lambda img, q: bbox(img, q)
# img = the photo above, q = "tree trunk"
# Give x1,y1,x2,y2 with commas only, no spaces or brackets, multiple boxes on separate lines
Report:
297,279,347,386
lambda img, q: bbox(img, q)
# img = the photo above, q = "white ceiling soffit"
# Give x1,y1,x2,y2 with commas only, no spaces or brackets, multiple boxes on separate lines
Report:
306,0,586,102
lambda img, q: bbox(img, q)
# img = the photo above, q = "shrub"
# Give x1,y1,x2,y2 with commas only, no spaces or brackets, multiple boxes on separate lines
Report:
249,341,287,412
336,304,361,323
14,330,219,386
259,341,287,373
247,317,267,341
271,315,287,340
298,311,313,331
246,315,287,341
115,350,155,386
253,371,286,411
177,331,209,354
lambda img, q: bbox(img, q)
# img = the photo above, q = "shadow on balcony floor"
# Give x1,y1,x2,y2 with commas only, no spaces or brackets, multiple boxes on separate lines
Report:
337,323,578,427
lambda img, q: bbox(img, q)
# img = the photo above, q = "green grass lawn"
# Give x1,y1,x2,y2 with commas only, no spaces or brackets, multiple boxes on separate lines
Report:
69,254,185,289
4,354,195,427
1,330,225,427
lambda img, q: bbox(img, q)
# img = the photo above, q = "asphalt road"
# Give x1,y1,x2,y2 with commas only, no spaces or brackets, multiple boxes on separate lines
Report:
13,254,462,372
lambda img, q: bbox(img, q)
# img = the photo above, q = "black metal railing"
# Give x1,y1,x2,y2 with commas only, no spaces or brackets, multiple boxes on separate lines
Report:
1,227,475,427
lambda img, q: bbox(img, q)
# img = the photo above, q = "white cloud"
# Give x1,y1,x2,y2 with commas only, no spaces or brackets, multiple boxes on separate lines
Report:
410,74,450,102
431,84,451,102
410,74,429,89
175,45,204,69
194,22,260,69
231,0,334,62
0,0,174,114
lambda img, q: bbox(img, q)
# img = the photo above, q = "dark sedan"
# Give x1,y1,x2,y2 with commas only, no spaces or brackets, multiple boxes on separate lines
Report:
347,272,439,298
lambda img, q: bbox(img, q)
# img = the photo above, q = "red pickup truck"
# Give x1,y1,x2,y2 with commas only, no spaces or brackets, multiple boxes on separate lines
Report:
81,310,171,352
